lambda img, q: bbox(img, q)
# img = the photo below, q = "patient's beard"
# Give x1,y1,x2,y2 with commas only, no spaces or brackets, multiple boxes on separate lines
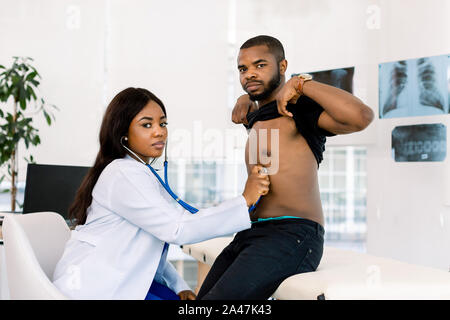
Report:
247,69,281,102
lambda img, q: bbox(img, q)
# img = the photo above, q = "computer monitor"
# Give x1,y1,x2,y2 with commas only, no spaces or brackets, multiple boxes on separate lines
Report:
23,163,90,220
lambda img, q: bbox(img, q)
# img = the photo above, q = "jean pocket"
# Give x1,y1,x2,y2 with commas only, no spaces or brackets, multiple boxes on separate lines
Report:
295,239,324,274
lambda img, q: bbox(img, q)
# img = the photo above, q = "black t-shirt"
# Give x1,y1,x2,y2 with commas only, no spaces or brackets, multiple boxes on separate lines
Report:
245,95,335,166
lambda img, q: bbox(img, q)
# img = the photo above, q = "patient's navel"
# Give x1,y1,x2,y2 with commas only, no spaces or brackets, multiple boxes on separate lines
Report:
261,149,271,157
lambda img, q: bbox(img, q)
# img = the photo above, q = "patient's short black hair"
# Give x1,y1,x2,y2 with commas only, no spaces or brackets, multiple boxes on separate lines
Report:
240,35,285,63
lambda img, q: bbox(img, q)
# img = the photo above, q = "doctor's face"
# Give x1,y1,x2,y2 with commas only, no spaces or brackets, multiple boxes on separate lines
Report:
127,100,168,163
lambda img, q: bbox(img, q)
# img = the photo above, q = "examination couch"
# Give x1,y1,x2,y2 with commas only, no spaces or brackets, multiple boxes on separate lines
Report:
181,237,450,300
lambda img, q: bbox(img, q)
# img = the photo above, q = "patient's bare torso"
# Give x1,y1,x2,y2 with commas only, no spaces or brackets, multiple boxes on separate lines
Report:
245,116,324,226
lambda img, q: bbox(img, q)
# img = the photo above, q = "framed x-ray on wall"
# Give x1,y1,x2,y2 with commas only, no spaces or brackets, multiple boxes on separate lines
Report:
379,54,450,119
391,123,446,162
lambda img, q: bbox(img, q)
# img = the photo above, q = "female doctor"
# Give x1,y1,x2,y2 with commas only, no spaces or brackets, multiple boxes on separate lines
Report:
52,87,269,300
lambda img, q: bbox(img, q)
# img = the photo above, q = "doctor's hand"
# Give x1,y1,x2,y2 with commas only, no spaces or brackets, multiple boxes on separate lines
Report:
242,165,270,207
178,290,196,300
231,94,257,125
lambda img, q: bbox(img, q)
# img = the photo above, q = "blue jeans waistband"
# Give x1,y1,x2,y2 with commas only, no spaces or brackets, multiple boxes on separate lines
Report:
251,215,303,223
251,216,325,236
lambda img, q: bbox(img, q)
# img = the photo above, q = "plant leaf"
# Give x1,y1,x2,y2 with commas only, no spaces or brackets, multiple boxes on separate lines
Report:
43,110,51,125
25,71,37,81
26,85,37,100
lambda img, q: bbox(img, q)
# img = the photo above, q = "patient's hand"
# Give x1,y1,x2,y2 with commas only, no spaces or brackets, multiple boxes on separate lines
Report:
178,290,196,300
232,94,257,125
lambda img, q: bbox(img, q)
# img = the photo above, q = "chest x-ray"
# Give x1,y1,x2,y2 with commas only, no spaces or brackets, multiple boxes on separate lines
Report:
379,54,449,119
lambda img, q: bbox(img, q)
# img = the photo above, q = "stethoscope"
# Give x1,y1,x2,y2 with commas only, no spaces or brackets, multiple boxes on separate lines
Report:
121,136,199,213
120,136,262,214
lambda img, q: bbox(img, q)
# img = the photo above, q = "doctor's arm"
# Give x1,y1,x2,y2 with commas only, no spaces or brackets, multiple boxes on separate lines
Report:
100,164,268,246
160,259,196,300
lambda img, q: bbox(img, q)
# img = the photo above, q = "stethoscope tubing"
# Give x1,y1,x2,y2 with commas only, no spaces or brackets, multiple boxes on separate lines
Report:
146,161,199,213
121,137,260,214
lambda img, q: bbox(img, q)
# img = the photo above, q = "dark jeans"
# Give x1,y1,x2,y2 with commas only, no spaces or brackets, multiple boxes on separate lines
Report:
196,218,325,300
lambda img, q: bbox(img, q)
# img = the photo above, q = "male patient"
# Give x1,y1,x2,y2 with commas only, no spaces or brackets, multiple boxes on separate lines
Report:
196,35,374,300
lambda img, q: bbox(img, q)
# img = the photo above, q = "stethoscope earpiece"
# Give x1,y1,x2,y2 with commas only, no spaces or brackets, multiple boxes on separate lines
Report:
120,136,146,165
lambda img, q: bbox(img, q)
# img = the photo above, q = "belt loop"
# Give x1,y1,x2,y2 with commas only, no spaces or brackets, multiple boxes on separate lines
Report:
316,222,322,236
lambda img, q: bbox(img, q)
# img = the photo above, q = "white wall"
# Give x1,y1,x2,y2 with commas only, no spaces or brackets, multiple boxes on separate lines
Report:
0,0,107,174
364,1,450,270
1,0,449,269
0,0,247,178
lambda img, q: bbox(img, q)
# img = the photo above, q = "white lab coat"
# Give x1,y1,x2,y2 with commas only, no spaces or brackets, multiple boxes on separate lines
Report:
52,155,251,299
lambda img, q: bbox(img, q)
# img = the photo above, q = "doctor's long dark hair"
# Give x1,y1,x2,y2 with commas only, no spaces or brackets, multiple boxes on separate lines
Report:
68,87,167,226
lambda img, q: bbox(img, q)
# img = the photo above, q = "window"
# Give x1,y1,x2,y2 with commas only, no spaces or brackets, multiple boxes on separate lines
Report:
319,146,367,251
0,182,25,212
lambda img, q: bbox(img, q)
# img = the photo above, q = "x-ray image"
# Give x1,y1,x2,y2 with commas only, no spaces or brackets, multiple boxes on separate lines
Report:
391,123,446,162
292,67,354,93
379,54,449,119
448,55,450,111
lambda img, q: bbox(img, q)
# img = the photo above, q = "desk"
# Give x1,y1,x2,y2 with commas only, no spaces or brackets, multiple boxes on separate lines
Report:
0,212,19,242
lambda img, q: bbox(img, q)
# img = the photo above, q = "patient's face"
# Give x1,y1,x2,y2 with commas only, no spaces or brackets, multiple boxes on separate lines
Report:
127,100,168,163
238,45,282,102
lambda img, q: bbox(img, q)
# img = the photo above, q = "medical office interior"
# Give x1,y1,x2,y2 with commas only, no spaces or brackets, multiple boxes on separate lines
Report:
0,0,449,300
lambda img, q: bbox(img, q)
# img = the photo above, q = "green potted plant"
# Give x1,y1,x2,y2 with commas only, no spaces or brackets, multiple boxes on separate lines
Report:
0,56,58,212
